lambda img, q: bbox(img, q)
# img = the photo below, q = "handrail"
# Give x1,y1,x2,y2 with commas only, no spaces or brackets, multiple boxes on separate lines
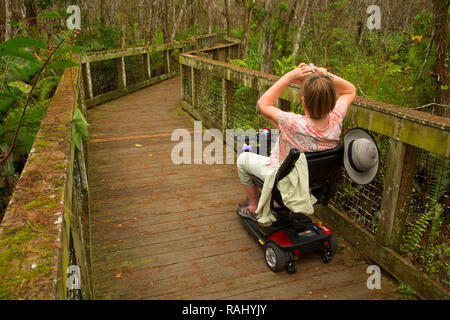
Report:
179,53,449,157
0,57,92,299
81,34,220,108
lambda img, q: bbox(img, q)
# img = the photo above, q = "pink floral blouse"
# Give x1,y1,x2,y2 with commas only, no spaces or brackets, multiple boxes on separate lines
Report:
266,101,348,167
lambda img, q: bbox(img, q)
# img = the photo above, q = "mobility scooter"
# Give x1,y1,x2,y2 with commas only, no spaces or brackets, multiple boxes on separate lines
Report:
237,128,376,274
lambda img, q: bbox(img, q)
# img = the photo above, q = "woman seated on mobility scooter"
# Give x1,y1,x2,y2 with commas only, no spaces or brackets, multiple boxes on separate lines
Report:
236,63,357,222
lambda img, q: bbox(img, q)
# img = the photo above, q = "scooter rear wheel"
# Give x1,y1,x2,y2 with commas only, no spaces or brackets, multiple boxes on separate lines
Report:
264,243,286,272
329,233,338,256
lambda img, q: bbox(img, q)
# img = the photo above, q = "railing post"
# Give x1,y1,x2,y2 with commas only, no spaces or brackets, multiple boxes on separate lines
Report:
166,49,171,74
390,144,419,252
117,57,127,89
81,62,93,100
180,62,184,100
377,139,411,246
143,53,151,79
191,66,197,109
279,99,290,112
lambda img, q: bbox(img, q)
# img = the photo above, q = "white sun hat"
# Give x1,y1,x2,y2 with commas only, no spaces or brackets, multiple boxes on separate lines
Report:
343,128,380,186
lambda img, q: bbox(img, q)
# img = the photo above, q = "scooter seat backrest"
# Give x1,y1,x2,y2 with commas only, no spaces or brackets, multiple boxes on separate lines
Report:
306,145,344,187
271,145,344,210
249,145,344,189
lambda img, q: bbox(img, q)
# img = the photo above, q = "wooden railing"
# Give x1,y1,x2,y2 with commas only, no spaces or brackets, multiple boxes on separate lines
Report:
0,56,92,299
81,34,219,108
179,38,450,300
0,34,223,300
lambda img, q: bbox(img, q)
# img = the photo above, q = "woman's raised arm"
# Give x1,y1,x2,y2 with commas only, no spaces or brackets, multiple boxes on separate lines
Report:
257,63,314,127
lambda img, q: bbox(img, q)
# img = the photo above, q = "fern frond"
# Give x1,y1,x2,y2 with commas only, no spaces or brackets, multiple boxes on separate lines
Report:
33,75,60,100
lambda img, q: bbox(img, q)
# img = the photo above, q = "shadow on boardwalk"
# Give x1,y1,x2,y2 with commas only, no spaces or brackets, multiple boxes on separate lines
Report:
87,77,400,300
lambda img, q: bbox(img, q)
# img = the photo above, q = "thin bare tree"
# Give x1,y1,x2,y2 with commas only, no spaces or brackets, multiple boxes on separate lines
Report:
432,0,448,107
4,0,11,41
146,0,154,43
170,0,187,42
260,0,275,73
224,0,231,36
120,1,128,48
206,0,213,33
238,0,254,59
292,0,309,63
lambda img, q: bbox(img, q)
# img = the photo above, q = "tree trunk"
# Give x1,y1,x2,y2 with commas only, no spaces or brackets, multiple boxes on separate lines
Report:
170,0,187,42
292,0,310,63
137,0,142,42
433,0,448,107
403,0,414,32
240,0,254,59
260,0,275,74
146,0,154,43
161,0,170,43
4,0,11,41
224,0,231,36
100,0,106,26
120,1,128,48
24,0,37,32
206,0,213,33
281,0,298,58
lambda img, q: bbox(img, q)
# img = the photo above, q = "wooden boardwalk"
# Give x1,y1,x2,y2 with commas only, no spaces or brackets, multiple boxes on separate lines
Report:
87,77,400,300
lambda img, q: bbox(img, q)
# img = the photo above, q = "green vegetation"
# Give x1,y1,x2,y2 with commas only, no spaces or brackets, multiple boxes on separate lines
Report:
1,12,81,222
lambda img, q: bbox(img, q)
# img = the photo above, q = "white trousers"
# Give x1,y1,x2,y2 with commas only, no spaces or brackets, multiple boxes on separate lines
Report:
236,152,276,186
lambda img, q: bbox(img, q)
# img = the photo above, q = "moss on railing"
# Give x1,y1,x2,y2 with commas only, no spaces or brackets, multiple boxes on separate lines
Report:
0,57,92,299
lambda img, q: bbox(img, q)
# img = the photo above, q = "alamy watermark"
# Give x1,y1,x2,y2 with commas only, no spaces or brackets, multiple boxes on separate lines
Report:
366,5,381,30
366,265,381,289
67,265,81,290
66,5,81,30
170,121,279,165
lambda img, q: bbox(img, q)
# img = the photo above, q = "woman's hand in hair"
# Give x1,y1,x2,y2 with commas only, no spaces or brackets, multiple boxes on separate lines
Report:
286,63,314,86
314,66,329,75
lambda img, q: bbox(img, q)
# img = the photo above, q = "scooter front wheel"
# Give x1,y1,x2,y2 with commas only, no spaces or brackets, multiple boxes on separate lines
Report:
264,243,286,272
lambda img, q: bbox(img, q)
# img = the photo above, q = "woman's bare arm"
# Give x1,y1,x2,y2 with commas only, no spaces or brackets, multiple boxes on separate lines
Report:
257,63,314,127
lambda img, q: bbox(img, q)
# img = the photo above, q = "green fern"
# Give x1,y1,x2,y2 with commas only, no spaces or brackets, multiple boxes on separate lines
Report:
428,157,449,241
33,76,60,100
402,208,434,256
274,54,296,77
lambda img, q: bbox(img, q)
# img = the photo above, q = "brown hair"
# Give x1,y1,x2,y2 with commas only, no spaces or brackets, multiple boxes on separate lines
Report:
302,75,337,119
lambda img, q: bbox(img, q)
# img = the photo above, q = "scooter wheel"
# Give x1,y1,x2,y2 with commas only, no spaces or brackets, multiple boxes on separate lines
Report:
264,243,286,272
329,233,338,256
286,262,297,274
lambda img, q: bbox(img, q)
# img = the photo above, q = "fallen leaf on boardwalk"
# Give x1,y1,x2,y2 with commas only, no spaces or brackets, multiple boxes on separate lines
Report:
115,273,123,278
148,153,153,157
135,144,142,147
323,295,328,298
118,224,122,228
